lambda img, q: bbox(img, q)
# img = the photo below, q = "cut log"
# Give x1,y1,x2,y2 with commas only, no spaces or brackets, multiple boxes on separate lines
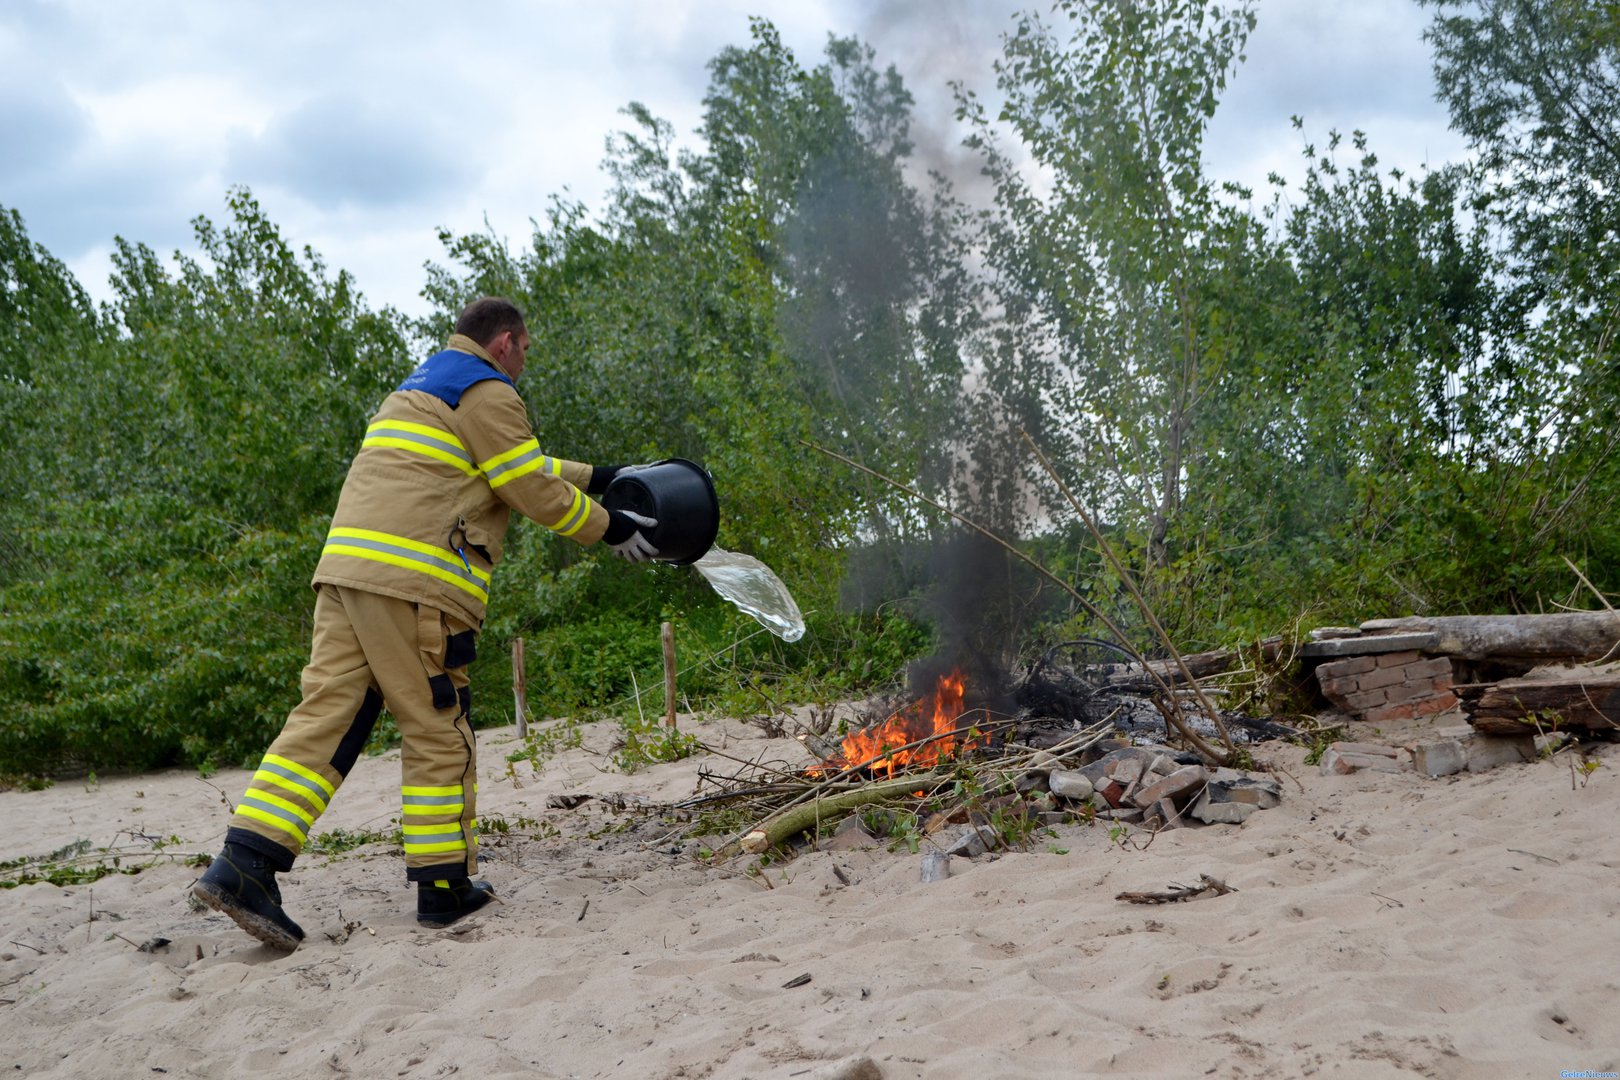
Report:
1359,613,1620,662
1465,668,1620,735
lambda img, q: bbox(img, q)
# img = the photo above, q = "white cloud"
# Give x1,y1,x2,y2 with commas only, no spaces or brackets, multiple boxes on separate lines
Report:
0,0,1465,320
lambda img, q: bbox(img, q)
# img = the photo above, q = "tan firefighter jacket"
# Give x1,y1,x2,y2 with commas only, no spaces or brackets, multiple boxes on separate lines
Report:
311,334,609,628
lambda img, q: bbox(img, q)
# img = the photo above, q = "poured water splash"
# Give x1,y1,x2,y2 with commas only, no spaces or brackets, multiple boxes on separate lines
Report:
691,547,805,642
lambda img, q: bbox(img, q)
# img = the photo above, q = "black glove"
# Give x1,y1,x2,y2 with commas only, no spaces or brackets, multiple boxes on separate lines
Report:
603,508,659,563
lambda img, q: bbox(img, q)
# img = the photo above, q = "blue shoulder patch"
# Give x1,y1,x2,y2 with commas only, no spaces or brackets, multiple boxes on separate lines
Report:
397,349,514,408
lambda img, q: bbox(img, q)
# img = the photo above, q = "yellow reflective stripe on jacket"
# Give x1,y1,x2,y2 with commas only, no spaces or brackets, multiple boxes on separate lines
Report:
480,438,560,490
402,821,469,855
363,420,478,476
322,527,491,602
547,486,592,537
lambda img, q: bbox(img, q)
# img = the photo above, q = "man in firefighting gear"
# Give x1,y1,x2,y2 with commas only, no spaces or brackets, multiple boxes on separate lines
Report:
193,297,659,950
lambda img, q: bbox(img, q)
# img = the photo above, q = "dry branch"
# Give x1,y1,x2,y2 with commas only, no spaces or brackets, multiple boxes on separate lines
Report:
1116,874,1235,904
733,774,939,856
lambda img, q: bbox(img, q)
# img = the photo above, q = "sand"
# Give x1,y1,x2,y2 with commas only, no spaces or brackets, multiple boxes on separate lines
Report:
2,710,1617,1079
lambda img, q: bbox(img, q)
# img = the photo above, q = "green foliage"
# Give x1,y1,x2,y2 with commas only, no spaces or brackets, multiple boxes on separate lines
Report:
305,826,400,856
5,11,1620,783
610,717,704,773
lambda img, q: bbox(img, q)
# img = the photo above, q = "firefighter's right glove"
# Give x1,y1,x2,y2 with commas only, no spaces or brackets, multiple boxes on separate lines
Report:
604,508,660,563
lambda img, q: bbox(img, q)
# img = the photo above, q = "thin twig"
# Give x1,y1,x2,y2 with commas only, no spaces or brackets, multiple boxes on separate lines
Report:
1563,555,1615,611
1020,428,1234,753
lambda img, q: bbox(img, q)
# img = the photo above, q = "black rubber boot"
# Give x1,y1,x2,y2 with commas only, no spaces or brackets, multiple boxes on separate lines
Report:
192,842,305,951
417,878,496,927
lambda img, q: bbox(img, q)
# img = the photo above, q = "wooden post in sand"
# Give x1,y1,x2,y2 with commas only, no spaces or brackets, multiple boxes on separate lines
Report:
512,637,529,739
661,621,677,729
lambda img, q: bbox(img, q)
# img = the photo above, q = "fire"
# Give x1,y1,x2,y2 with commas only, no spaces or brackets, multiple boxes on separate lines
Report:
813,668,985,777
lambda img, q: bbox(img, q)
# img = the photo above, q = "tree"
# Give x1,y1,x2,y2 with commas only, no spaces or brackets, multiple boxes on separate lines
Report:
1423,0,1620,310
960,0,1257,581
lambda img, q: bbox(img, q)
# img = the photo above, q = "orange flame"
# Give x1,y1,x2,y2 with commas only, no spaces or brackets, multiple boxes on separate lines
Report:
812,668,984,777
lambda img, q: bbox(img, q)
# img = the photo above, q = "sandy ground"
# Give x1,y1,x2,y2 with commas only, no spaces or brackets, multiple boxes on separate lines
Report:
2,709,1618,1080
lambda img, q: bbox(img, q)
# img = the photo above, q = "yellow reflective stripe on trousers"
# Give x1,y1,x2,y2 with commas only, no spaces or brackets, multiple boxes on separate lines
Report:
237,790,316,842
403,821,469,855
401,784,465,817
363,420,477,476
479,438,559,490
322,527,491,602
254,753,335,812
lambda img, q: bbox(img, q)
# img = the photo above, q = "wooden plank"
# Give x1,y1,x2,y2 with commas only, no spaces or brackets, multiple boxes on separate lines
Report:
1466,669,1620,734
1359,613,1620,661
512,637,528,740
661,621,677,729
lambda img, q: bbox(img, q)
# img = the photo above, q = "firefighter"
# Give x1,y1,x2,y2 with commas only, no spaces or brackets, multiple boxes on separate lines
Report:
193,297,659,950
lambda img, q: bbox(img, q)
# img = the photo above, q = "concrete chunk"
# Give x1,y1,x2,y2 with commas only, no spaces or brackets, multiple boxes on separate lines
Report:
1320,748,1406,775
1129,765,1210,809
1302,632,1439,658
1329,741,1399,758
945,824,997,857
1048,770,1095,802
1412,739,1467,777
1466,735,1537,772
1203,769,1283,808
1189,788,1260,824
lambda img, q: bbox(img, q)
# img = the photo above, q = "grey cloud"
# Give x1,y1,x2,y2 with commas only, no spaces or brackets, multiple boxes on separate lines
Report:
3,159,204,265
226,94,474,211
0,80,93,189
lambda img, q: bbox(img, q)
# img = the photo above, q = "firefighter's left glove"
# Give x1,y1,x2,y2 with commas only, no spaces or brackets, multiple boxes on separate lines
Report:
604,508,660,563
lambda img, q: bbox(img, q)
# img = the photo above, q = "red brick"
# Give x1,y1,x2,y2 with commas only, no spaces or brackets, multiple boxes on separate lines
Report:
1319,656,1377,677
1375,650,1423,668
1364,702,1418,723
1344,689,1388,710
1383,681,1446,704
1407,658,1455,682
1361,665,1411,691
1129,765,1210,809
1410,693,1459,717
1317,674,1356,697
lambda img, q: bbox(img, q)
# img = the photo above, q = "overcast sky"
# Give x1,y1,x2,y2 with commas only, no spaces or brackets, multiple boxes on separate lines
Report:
1,0,1467,320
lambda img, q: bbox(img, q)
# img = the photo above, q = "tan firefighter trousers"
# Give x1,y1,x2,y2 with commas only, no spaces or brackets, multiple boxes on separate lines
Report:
224,584,480,881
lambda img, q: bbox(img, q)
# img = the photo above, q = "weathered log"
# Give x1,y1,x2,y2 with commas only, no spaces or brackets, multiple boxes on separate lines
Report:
1465,668,1620,735
1360,613,1620,662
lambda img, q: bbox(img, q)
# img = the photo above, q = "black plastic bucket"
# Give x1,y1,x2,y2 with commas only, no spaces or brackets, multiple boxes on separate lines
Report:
601,458,720,565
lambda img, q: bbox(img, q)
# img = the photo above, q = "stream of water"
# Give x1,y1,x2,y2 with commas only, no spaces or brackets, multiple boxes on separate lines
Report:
691,547,805,642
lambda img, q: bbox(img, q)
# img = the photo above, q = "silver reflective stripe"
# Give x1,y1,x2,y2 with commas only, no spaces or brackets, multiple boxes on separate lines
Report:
257,761,330,809
241,794,311,834
551,493,589,535
367,425,474,467
484,447,553,484
330,535,484,591
403,793,464,807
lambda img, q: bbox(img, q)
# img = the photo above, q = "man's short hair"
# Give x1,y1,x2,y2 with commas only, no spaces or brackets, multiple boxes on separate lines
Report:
453,297,527,347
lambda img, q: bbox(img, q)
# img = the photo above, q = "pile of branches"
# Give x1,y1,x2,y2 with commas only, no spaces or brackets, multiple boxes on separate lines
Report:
681,717,1116,860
